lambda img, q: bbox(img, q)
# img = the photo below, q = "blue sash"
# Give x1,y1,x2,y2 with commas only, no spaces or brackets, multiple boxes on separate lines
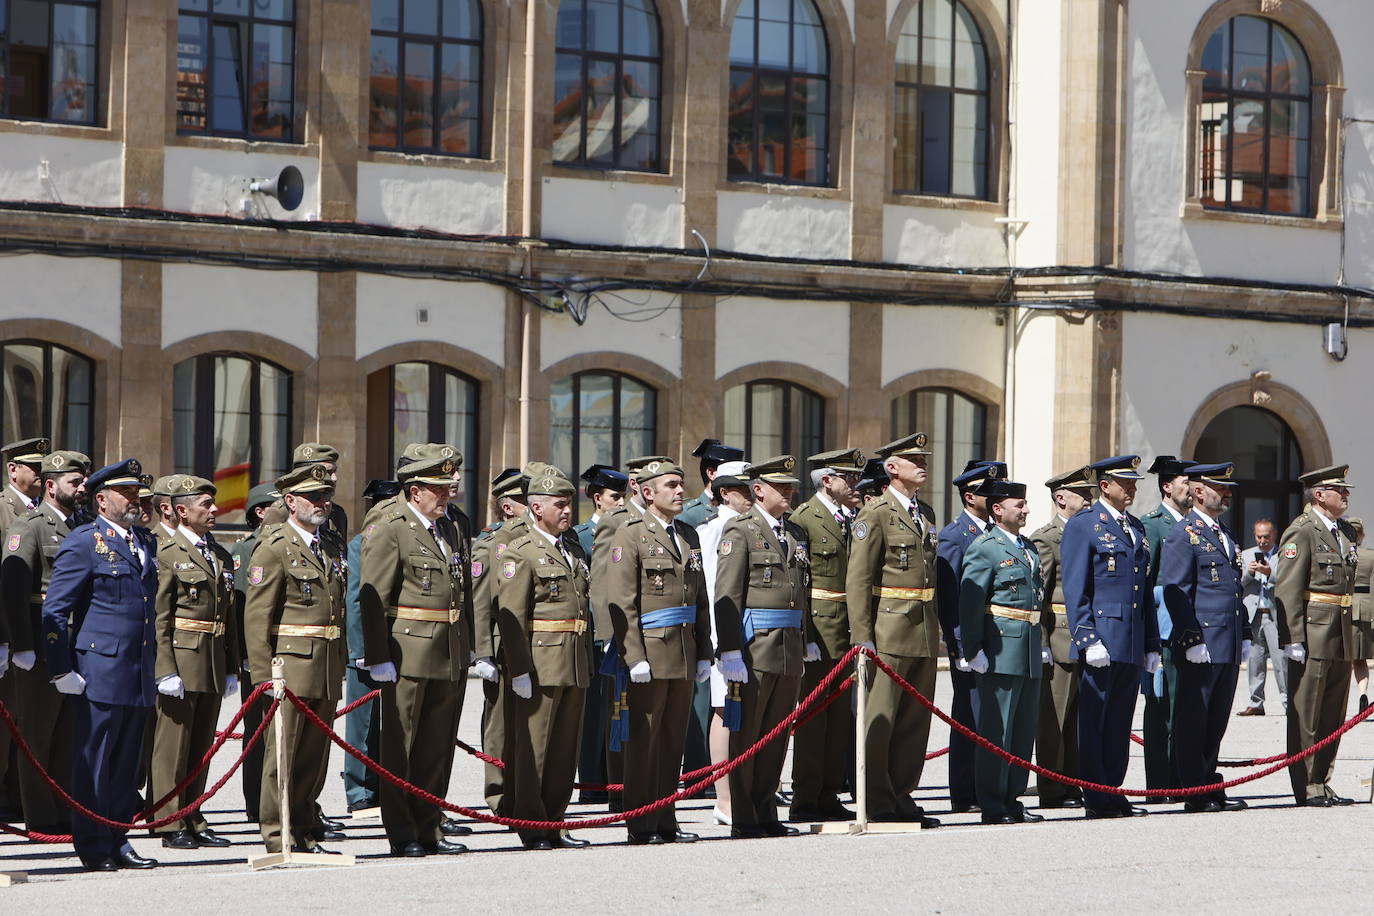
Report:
602,607,697,750
742,607,803,644
641,605,695,629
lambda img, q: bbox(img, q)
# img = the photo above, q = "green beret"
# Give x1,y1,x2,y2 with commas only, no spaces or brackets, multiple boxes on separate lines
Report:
173,475,217,497
153,474,185,496
636,459,685,483
525,462,575,497
40,450,91,476
277,463,334,495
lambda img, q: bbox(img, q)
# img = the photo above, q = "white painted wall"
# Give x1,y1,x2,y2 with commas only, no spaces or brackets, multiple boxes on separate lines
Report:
883,203,1007,266
716,296,849,384
0,254,121,345
540,177,684,248
1007,309,1058,523
163,147,320,220
162,264,318,356
1008,0,1062,266
0,133,122,207
717,190,852,260
355,276,507,366
541,290,682,377
879,303,1003,388
356,161,505,236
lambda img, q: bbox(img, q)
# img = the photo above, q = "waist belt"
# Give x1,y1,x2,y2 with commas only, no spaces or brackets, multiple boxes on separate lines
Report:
29,591,47,606
531,618,588,635
1050,603,1068,616
810,587,846,602
1306,591,1353,607
640,605,695,629
1355,586,1371,595
987,604,1040,623
391,605,462,624
872,586,934,601
175,617,226,636
742,607,803,644
271,624,341,640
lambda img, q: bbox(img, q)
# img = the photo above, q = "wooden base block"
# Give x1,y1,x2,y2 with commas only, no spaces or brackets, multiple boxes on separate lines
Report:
0,872,29,886
248,851,356,870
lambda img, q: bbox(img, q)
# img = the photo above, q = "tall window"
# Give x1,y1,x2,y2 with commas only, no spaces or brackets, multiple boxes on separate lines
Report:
890,386,986,526
1198,15,1310,215
176,0,296,140
893,0,990,198
0,0,100,124
369,0,483,156
173,354,291,524
390,361,479,519
727,0,828,185
552,0,661,171
1194,405,1303,540
550,370,656,520
0,341,93,455
724,379,824,495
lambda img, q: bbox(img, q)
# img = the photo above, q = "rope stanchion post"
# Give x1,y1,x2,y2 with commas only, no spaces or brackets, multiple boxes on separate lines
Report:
852,651,869,834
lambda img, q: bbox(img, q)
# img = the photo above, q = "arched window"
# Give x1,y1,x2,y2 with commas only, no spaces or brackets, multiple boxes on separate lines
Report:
173,353,292,524
890,386,987,525
389,361,480,519
369,0,484,155
727,0,829,185
0,341,94,455
1198,15,1311,215
1193,404,1304,540
552,0,662,171
893,0,990,198
550,370,657,519
724,378,824,494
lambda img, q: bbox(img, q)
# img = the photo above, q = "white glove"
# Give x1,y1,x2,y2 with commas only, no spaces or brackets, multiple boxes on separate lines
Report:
629,660,652,683
157,674,186,699
1283,644,1306,663
718,650,749,683
1084,643,1110,668
511,673,533,699
367,661,398,683
1184,644,1212,665
52,671,86,695
965,650,989,674
1240,640,1252,663
695,660,711,683
0,644,8,678
857,641,876,654
223,674,239,697
12,649,36,671
803,642,821,663
473,657,499,682
1041,647,1053,664
954,656,972,673
1145,651,1162,674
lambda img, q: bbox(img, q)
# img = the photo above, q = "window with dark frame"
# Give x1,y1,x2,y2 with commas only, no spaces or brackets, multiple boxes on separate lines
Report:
727,0,829,186
890,386,987,527
176,0,296,141
1198,15,1311,216
0,0,100,125
723,378,825,499
551,0,662,172
369,0,483,156
388,360,480,521
549,370,657,522
0,340,94,456
893,0,990,199
1194,405,1304,543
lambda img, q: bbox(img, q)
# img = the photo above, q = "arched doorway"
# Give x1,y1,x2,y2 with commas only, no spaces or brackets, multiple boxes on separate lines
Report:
1193,405,1304,542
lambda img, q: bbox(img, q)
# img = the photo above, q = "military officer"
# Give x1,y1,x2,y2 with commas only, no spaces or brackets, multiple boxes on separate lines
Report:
714,455,811,839
149,476,239,849
1275,464,1359,807
1158,462,1248,813
41,458,160,871
244,464,348,855
1061,455,1160,818
0,449,89,834
150,476,184,543
845,433,943,828
680,439,745,528
260,443,350,544
958,476,1046,824
358,454,470,856
229,482,280,822
137,475,157,527
854,458,889,504
496,464,593,850
787,447,864,823
1029,466,1093,809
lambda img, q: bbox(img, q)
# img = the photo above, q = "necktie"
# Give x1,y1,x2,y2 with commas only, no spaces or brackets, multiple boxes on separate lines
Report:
428,524,448,558
1211,523,1226,555
309,537,324,568
774,523,787,554
1118,517,1133,548
125,531,141,565
664,523,680,559
907,502,922,536
197,540,216,571
985,522,996,533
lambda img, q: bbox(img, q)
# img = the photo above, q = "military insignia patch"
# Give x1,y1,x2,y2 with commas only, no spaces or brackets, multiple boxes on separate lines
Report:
501,560,516,579
611,546,623,563
496,543,507,557
472,560,484,578
719,539,733,557
5,534,19,551
1282,543,1298,559
233,555,242,570
248,566,264,585
365,524,376,539
853,520,869,540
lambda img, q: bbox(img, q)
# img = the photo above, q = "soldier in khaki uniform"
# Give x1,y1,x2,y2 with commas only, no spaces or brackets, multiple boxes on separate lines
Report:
230,483,280,823
787,447,864,822
714,455,811,839
1029,466,1092,808
149,476,238,849
1274,464,1359,807
149,476,184,544
604,459,712,844
244,464,348,854
496,465,593,850
359,454,470,856
845,433,943,828
0,449,88,833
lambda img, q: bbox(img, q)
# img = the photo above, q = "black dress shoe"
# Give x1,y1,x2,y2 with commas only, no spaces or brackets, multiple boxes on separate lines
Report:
577,790,609,804
81,856,118,872
1084,807,1122,819
1015,810,1045,823
661,829,698,843
1328,794,1355,806
160,830,198,849
762,822,799,837
193,828,231,847
980,814,1015,825
1040,798,1082,809
440,818,472,836
425,839,468,854
1303,796,1335,807
1184,799,1223,813
1122,806,1149,817
628,831,667,845
950,803,980,814
729,825,766,839
788,805,827,822
918,815,943,829
391,842,427,857
292,844,340,855
553,834,590,848
1219,798,1248,812
117,849,159,869
818,799,854,821
318,814,345,830
310,827,346,841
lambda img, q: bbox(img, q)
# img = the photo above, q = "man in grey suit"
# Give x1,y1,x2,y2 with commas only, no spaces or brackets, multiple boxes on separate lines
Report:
1238,518,1285,715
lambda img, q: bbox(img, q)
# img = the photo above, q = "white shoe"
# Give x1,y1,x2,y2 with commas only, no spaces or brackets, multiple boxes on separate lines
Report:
712,808,731,827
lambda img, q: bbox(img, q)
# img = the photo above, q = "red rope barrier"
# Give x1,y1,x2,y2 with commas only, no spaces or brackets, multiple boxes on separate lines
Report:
217,686,382,741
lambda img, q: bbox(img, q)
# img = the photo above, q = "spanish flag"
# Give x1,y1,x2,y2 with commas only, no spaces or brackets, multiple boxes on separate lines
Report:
214,462,251,514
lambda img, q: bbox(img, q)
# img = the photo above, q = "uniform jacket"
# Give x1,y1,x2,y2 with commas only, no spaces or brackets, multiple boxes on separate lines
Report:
41,518,158,706
1274,508,1357,660
155,529,239,692
1029,514,1073,664
229,529,259,673
243,523,347,700
713,506,811,677
604,514,711,677
590,502,645,642
678,492,715,529
1141,503,1184,640
957,528,1045,678
496,530,592,688
471,516,528,659
1353,546,1374,627
1,502,77,655
789,494,852,659
1061,500,1159,665
845,488,941,659
1239,545,1280,623
1159,513,1245,663
573,518,597,559
0,486,37,646
937,511,990,655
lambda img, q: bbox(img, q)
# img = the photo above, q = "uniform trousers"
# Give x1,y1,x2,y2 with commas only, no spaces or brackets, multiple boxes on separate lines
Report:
149,689,221,834
790,655,852,810
1172,658,1238,799
1035,659,1081,805
1078,661,1140,812
379,675,464,848
239,663,265,820
71,699,148,861
0,674,20,813
11,660,73,829
342,663,381,810
1247,611,1288,710
1286,657,1352,803
576,641,609,797
727,669,799,828
974,671,1039,818
623,677,693,835
1141,646,1179,790
480,653,507,814
507,684,585,844
259,694,333,853
862,653,937,818
947,665,980,809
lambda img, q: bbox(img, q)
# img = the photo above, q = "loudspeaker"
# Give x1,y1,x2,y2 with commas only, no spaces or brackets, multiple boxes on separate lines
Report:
249,165,305,212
